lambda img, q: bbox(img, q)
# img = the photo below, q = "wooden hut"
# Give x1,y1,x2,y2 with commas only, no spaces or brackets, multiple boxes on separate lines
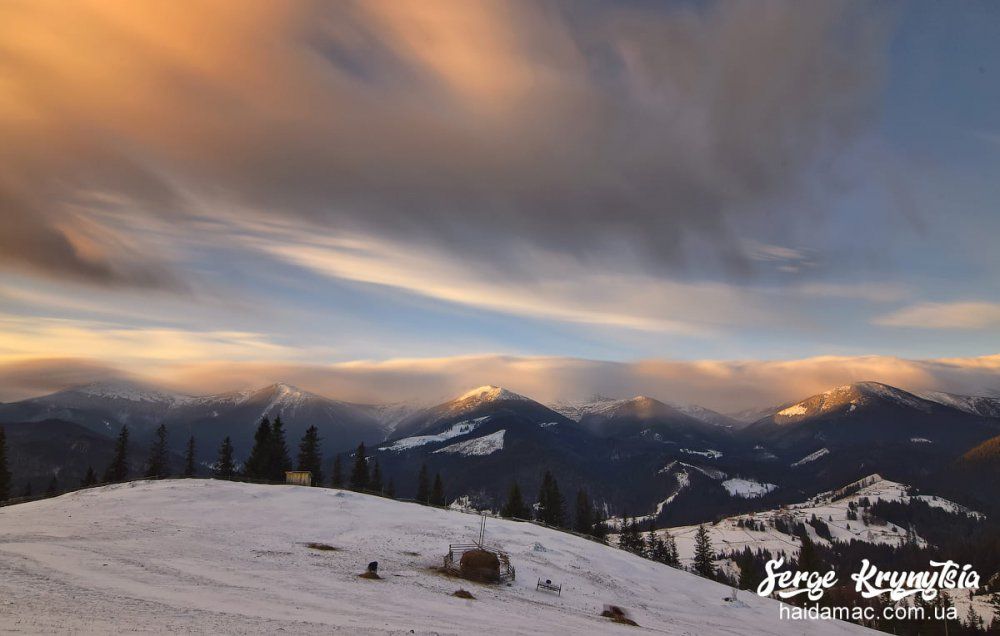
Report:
285,470,312,486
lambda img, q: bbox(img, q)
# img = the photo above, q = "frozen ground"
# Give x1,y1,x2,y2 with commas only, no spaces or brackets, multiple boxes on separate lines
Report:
0,480,872,635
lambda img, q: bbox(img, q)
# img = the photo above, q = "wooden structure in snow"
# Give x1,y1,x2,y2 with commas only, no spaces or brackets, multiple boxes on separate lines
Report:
442,516,515,583
284,470,312,486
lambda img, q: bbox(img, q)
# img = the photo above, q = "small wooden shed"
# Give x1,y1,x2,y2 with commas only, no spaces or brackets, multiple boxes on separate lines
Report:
285,470,312,486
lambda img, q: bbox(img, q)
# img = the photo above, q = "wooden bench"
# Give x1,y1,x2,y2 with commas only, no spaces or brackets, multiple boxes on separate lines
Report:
536,578,561,595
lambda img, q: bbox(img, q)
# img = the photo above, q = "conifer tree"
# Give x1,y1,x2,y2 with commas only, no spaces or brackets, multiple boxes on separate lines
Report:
183,435,196,477
0,426,10,503
693,524,715,577
296,425,323,486
331,453,343,488
662,528,680,567
243,418,272,479
500,481,527,519
573,489,593,534
214,437,235,478
430,472,445,505
369,458,383,494
45,476,59,497
536,470,565,527
348,442,369,490
103,425,130,483
591,507,609,542
415,464,430,502
21,483,32,498
268,416,292,481
385,477,396,498
618,516,644,554
145,424,170,478
81,466,97,488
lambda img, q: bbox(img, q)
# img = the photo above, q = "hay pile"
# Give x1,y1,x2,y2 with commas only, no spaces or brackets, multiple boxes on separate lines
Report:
600,606,638,627
459,549,501,583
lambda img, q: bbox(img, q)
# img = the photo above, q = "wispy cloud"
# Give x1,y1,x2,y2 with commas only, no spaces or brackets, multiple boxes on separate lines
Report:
873,302,1000,329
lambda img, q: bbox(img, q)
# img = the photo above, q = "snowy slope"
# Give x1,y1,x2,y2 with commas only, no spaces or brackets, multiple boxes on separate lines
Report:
550,396,736,428
658,475,981,568
0,480,871,635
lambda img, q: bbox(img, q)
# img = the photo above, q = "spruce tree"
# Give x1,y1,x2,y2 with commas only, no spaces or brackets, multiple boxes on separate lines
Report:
331,453,343,488
145,423,169,478
662,528,680,567
591,507,609,541
430,473,445,505
268,416,292,481
536,470,565,526
618,516,644,554
385,477,396,498
348,442,369,490
21,483,32,498
369,458,383,494
81,466,97,488
103,425,130,483
500,482,527,519
243,418,272,479
693,524,715,577
573,489,593,534
296,425,323,485
415,464,430,502
214,436,235,478
0,426,10,503
183,435,196,477
45,476,59,497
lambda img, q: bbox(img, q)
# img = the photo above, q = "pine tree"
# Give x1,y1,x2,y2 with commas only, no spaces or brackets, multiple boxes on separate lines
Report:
536,470,565,526
348,442,369,491
618,516,644,555
296,425,323,486
369,458,383,494
268,416,292,481
46,476,59,497
0,426,10,503
81,466,97,488
103,425,130,483
385,478,396,498
145,423,169,478
331,454,343,488
573,489,593,534
430,473,445,505
500,482,527,519
693,524,715,578
214,437,235,478
590,507,609,542
416,464,430,503
243,418,272,479
663,529,679,567
183,435,196,477
795,528,823,573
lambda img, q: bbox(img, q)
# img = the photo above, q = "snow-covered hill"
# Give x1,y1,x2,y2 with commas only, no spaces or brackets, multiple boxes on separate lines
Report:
0,480,870,635
551,395,736,429
658,475,981,568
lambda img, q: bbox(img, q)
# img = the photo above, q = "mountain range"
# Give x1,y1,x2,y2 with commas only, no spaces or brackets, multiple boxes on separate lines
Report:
2,379,998,521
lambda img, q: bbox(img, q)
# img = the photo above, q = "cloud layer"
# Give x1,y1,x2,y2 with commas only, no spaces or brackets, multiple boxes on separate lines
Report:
3,353,999,412
0,0,888,286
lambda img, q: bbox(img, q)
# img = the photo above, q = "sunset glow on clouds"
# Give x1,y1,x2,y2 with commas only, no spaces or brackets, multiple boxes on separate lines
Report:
1,0,998,406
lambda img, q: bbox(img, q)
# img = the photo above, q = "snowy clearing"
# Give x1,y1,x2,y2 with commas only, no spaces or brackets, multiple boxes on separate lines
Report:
0,480,870,635
721,478,777,499
791,448,829,466
381,418,486,451
434,430,505,456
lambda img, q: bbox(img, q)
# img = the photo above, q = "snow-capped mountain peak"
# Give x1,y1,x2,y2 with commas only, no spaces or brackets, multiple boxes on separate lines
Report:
774,381,933,420
454,385,528,404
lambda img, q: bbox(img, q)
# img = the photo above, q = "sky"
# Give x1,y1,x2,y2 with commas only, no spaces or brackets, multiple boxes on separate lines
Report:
1,0,999,408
